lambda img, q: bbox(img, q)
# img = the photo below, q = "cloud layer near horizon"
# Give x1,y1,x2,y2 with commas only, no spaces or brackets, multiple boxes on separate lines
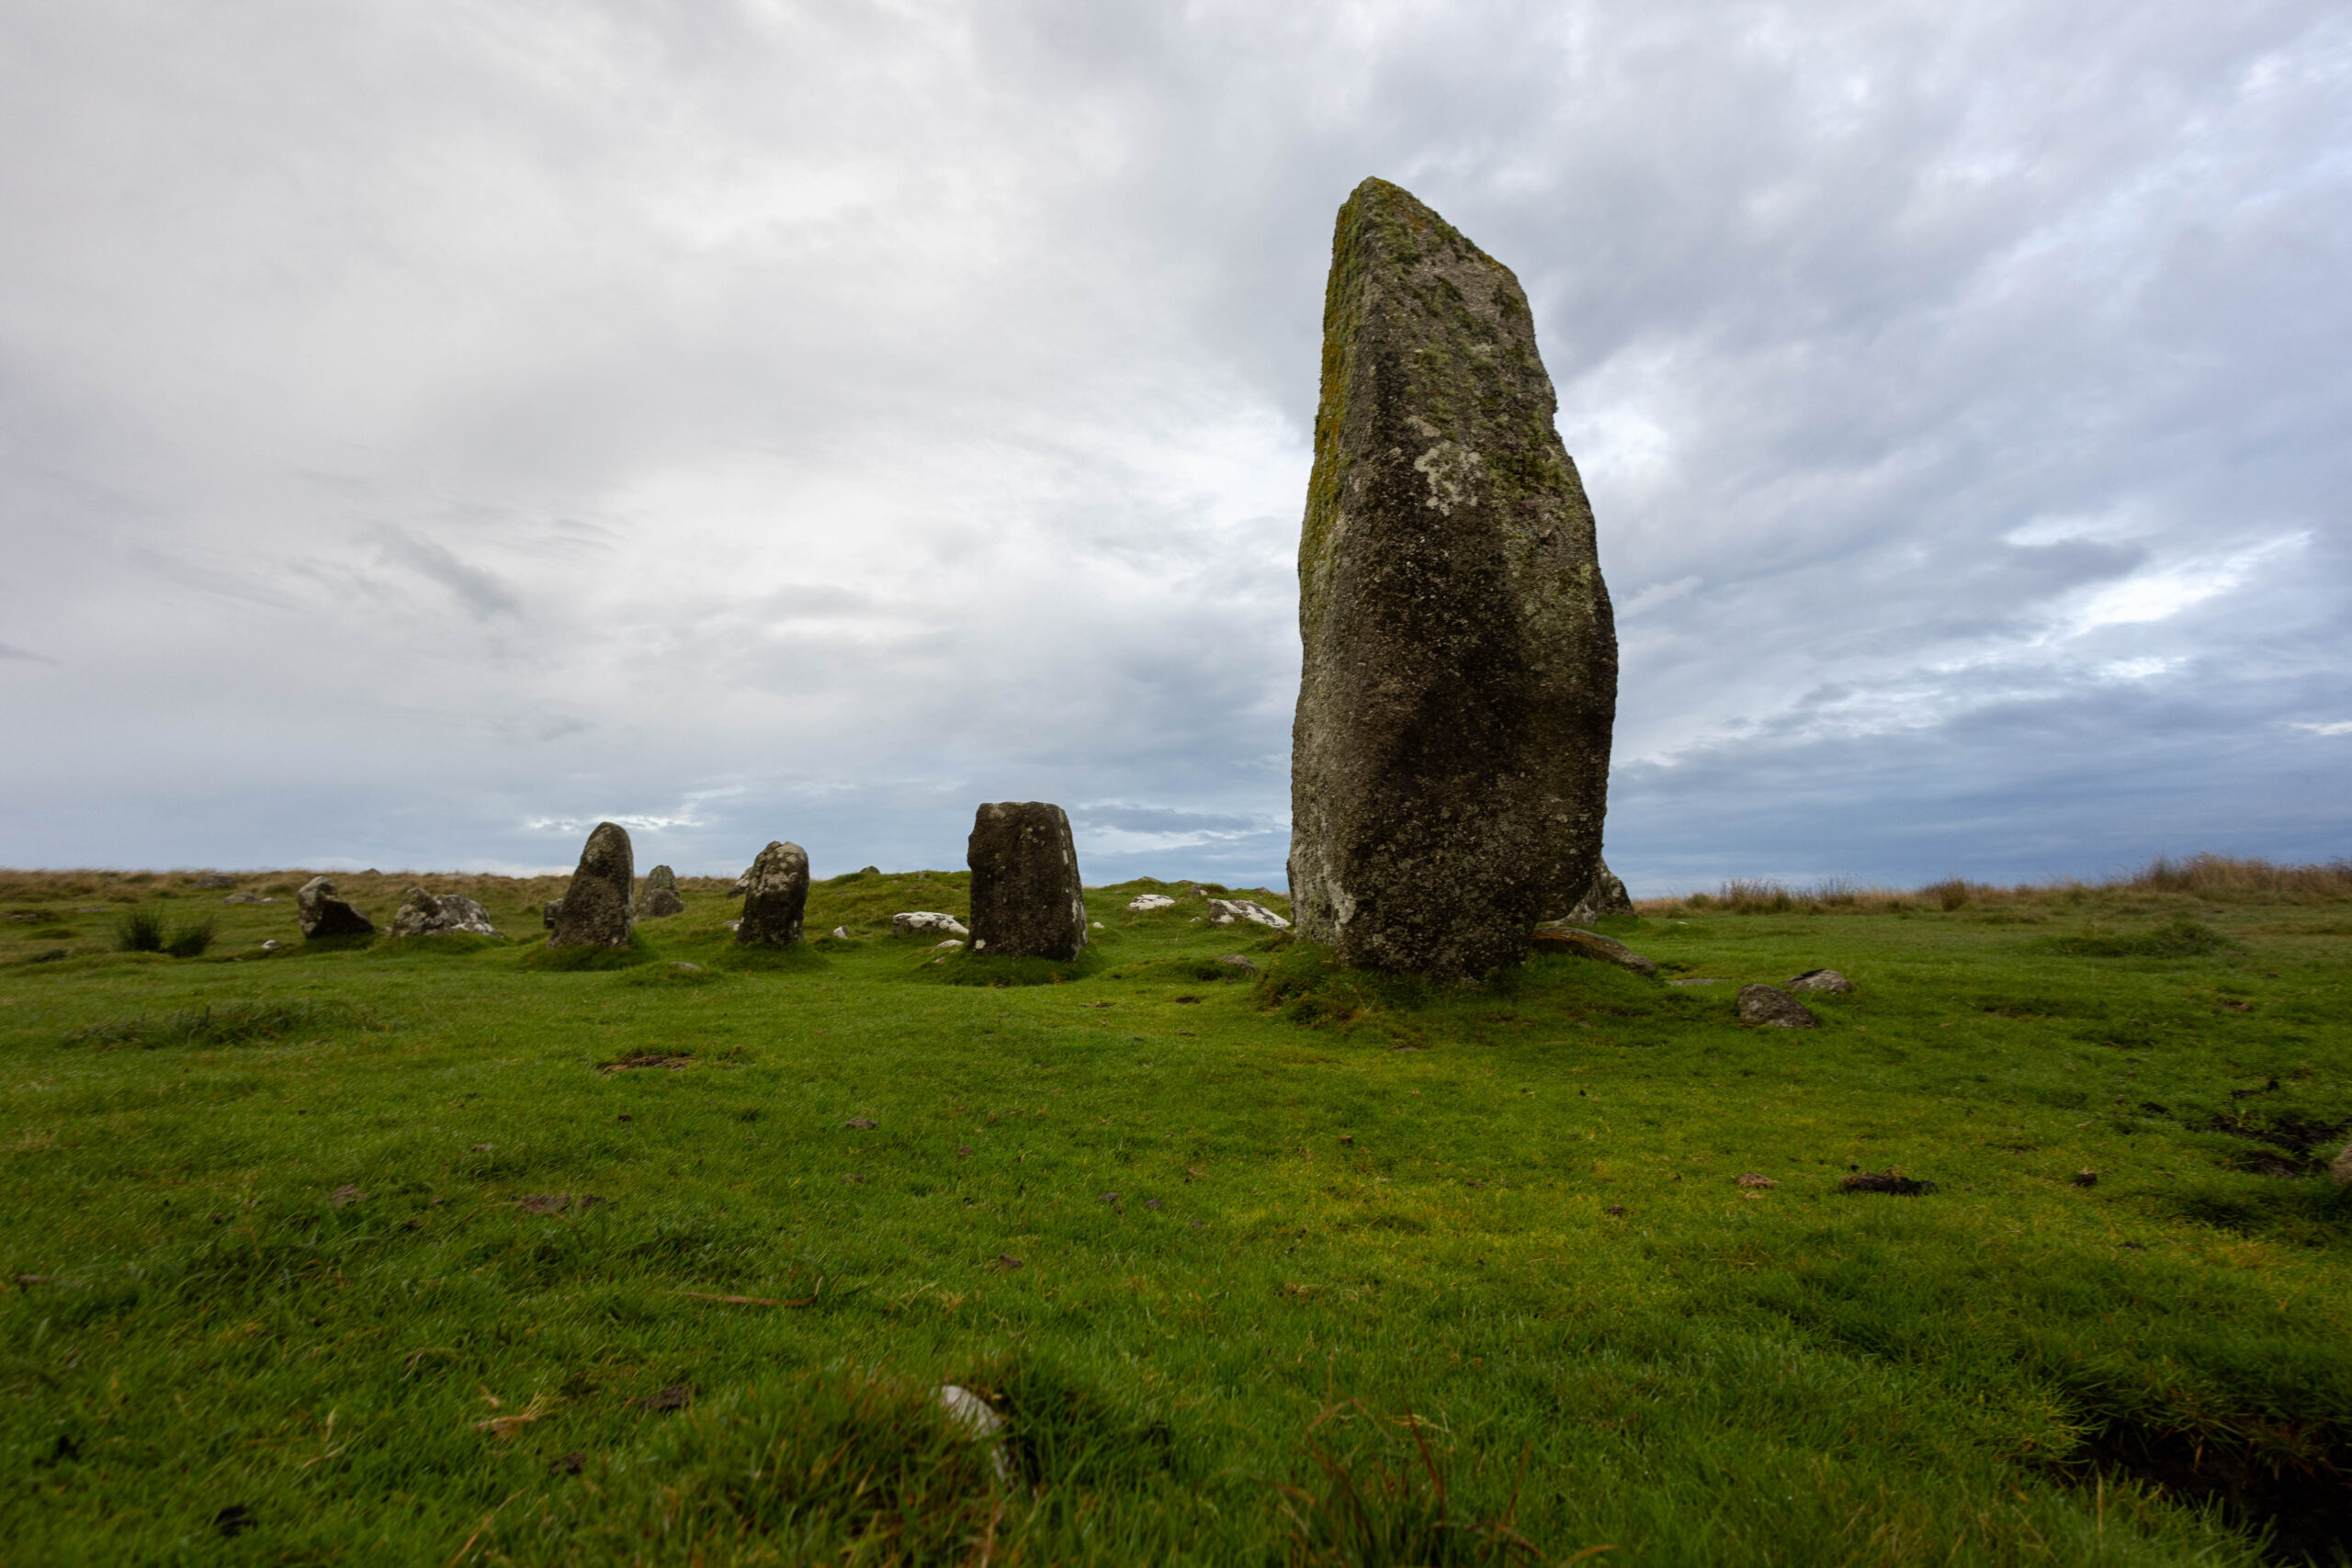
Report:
2,0,2346,890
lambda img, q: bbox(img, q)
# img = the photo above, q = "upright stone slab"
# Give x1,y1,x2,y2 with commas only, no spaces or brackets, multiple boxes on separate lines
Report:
735,841,809,945
639,863,684,918
1560,857,1634,925
548,822,635,948
297,876,376,938
967,802,1087,961
1289,178,1617,977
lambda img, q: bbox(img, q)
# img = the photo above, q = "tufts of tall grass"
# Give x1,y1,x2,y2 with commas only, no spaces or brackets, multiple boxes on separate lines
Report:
62,998,379,1050
1645,854,2352,918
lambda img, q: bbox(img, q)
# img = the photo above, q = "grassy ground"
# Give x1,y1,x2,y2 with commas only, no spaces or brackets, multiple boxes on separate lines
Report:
2,864,2348,1564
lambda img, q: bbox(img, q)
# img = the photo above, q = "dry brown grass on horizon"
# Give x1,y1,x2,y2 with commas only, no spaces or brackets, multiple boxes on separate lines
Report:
1633,852,2352,919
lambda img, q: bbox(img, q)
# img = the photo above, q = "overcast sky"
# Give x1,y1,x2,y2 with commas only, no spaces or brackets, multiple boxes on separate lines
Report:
2,0,2346,892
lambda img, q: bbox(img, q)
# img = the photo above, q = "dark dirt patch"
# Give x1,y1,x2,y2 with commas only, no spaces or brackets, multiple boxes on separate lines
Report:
2076,1420,2352,1564
598,1053,693,1073
1840,1170,1936,1195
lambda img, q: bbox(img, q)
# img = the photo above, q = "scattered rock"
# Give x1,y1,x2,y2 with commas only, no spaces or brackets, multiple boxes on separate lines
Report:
548,823,636,948
859,865,880,875
2333,1143,2352,1190
1787,968,1854,994
930,939,964,953
1736,1172,1777,1189
1205,897,1290,930
893,911,968,937
542,899,563,930
1559,857,1634,924
2072,1169,2098,1187
727,874,750,898
259,939,280,951
1840,1170,1935,1195
846,1117,877,1130
992,1254,1024,1269
668,962,702,974
736,840,810,946
1288,178,1616,978
221,892,274,904
1091,919,1105,929
830,926,850,940
967,801,1088,960
1737,984,1818,1029
1667,976,1728,987
330,1183,364,1206
296,876,376,939
1531,923,1658,977
1216,954,1261,976
1126,894,1176,912
935,1385,1011,1478
193,873,237,890
392,886,501,938
639,864,684,919
630,1383,693,1412
723,919,741,931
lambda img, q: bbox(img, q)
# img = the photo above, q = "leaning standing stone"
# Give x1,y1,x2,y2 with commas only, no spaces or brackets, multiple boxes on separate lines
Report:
297,876,375,938
548,822,635,948
735,841,809,946
1289,178,1616,978
1561,858,1635,924
967,802,1088,960
639,863,684,919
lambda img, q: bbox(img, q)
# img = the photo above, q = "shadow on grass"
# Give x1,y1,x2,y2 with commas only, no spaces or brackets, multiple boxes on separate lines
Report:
518,933,662,972
707,941,829,975
921,948,1105,987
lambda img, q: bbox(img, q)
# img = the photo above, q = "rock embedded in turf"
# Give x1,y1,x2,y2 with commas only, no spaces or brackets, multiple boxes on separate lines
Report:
892,910,968,937
2333,1142,2352,1190
548,822,636,948
967,801,1088,960
1288,177,1616,979
1736,1172,1777,1189
639,863,684,919
296,876,376,938
735,840,810,945
1531,922,1658,977
1560,857,1635,924
1737,984,1817,1028
391,886,501,938
1787,968,1855,994
1216,954,1261,976
829,925,850,939
1205,897,1290,930
1127,893,1175,911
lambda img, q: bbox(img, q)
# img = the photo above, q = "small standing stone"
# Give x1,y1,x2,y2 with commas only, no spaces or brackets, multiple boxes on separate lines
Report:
736,841,809,946
548,823,636,948
542,899,563,931
967,801,1088,961
391,887,500,937
296,876,375,938
639,864,684,919
1737,985,1817,1029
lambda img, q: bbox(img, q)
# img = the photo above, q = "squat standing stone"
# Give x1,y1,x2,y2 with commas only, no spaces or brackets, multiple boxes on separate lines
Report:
967,802,1087,961
735,841,810,946
548,822,636,948
1289,177,1617,977
639,863,684,919
297,876,376,939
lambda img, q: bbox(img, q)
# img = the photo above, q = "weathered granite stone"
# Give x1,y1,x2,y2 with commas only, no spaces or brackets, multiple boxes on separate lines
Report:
2334,1142,2352,1190
1737,984,1817,1029
892,911,968,938
1126,894,1176,912
735,841,809,945
967,801,1088,961
639,865,685,919
392,887,500,938
859,865,880,875
1531,921,1657,977
1560,858,1634,924
1289,178,1616,978
297,876,375,939
542,899,563,930
548,822,635,948
1787,968,1855,994
1205,897,1291,930
193,873,237,890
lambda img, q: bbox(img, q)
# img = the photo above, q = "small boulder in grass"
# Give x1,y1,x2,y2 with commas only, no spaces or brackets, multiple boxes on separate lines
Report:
297,876,376,938
1205,897,1291,930
2333,1143,2352,1190
1126,894,1176,912
1736,1172,1777,1189
1787,968,1855,994
1216,954,1261,976
893,911,967,938
1841,1170,1936,1195
1533,923,1659,978
1737,984,1817,1028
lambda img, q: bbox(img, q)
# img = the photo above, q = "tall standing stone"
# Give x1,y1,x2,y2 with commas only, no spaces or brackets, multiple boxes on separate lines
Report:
735,841,809,946
1289,178,1617,978
548,822,635,948
967,802,1087,961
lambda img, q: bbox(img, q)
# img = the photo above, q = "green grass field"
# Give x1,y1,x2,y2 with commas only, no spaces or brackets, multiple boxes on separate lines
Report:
3,863,2348,1565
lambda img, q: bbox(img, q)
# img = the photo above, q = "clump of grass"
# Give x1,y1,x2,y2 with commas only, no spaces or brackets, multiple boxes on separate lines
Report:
1253,944,1430,1025
112,908,165,953
162,918,216,958
2126,853,2352,903
62,998,379,1051
1275,1403,1544,1567
519,932,662,971
2045,916,2239,958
